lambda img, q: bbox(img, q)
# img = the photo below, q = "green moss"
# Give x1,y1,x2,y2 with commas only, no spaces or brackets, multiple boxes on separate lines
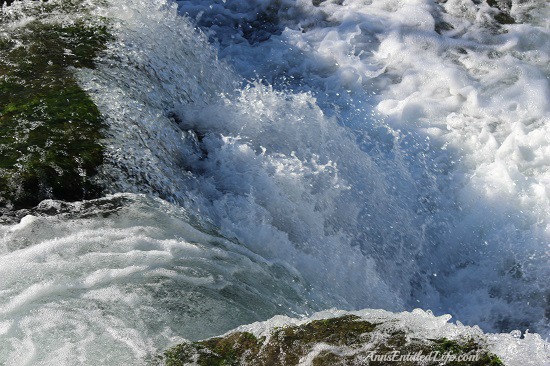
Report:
157,315,507,366
158,332,263,366
273,315,376,348
434,337,469,354
312,351,353,366
161,342,205,366
0,2,111,209
157,316,378,366
429,337,506,366
198,332,262,366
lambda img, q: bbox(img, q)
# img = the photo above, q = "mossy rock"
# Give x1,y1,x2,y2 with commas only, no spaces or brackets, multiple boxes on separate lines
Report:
0,0,111,209
155,315,505,366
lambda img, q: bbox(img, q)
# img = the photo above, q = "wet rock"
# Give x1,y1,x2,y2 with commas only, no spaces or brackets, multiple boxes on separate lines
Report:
155,313,506,366
0,0,111,209
0,194,129,224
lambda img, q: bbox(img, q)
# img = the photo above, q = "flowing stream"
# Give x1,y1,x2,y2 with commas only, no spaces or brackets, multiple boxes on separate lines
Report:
0,0,549,364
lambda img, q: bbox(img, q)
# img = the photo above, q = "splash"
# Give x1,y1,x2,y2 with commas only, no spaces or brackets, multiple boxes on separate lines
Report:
0,0,549,363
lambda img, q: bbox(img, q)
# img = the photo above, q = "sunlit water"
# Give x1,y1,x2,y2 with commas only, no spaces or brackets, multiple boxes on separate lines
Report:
1,0,549,364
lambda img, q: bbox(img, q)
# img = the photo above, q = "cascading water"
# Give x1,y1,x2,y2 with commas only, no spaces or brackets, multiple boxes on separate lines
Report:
0,0,549,364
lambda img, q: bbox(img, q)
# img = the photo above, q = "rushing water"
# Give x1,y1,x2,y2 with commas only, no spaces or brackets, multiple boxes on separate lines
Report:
1,0,549,364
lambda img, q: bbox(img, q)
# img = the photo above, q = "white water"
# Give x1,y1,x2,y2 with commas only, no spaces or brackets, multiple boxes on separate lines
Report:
0,195,315,364
234,308,550,366
1,0,549,364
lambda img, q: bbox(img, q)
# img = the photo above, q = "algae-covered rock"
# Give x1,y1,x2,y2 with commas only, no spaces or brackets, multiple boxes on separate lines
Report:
0,0,110,209
156,311,510,366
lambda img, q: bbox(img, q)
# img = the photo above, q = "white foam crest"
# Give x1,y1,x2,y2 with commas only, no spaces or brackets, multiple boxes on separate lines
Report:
174,82,431,310
79,0,238,207
0,195,314,365
80,0,435,313
174,0,550,336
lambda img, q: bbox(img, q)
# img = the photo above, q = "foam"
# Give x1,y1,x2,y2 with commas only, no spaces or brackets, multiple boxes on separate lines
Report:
0,195,314,364
1,0,549,363
174,0,550,336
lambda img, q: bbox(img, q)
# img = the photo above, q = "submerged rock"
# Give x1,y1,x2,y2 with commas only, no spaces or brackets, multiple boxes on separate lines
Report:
152,308,549,366
0,194,130,224
486,0,515,24
0,0,110,209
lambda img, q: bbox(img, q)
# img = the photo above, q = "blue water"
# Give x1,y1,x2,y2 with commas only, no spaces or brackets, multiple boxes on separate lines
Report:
0,0,549,364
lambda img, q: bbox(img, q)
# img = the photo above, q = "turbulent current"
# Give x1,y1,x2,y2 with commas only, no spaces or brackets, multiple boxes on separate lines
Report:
1,0,549,364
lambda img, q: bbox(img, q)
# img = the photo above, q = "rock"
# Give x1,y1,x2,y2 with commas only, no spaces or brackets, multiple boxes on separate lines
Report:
1,1,46,8
0,0,111,209
155,310,511,366
0,194,130,225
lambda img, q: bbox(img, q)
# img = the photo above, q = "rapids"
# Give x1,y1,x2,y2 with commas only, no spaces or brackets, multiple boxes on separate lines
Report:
0,0,549,364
